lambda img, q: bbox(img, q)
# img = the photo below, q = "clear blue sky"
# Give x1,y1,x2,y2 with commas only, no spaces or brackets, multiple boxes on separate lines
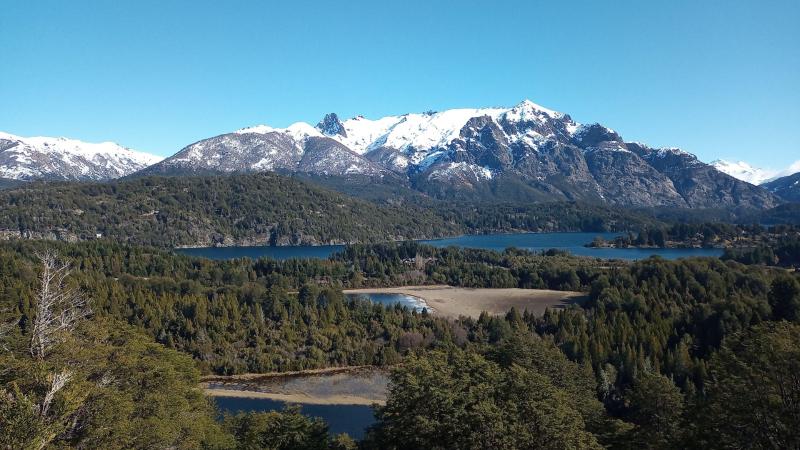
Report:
1,0,798,168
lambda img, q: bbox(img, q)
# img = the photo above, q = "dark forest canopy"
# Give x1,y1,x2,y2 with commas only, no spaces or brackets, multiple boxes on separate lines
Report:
0,173,660,248
1,240,798,448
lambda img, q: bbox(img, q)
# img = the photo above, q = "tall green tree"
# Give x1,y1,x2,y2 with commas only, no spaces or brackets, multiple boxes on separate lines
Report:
365,347,603,450
697,322,800,449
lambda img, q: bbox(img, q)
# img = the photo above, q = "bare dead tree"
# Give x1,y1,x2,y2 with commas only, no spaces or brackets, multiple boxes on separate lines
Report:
29,251,92,360
39,369,72,418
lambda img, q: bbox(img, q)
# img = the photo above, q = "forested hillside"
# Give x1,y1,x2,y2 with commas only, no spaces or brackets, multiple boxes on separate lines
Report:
0,174,462,247
0,173,654,248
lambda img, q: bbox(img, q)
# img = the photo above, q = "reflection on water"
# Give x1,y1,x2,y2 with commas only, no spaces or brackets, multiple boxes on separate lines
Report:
208,368,387,439
213,396,376,439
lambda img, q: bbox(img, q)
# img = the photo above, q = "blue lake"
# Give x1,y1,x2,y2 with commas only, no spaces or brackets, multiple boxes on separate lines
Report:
177,232,723,261
345,293,428,312
213,396,376,439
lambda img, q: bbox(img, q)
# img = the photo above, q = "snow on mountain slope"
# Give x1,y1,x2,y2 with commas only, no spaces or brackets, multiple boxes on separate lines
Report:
711,160,776,185
332,100,569,157
139,99,780,209
235,122,323,143
0,132,162,181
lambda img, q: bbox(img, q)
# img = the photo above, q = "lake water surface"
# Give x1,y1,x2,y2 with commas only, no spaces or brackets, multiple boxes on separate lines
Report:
177,232,723,261
213,397,376,439
209,369,386,439
345,293,428,312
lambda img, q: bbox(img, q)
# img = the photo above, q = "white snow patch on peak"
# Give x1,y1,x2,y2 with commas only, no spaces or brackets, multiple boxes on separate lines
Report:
235,124,279,134
504,99,565,120
285,122,323,141
711,159,795,185
337,115,403,154
656,147,693,157
379,107,507,153
235,122,323,142
327,100,572,155
0,131,24,141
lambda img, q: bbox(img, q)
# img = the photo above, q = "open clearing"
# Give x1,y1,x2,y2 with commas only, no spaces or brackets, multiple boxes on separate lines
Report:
343,285,587,319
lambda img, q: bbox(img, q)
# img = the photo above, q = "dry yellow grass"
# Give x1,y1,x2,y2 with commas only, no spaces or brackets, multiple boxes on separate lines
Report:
344,285,586,318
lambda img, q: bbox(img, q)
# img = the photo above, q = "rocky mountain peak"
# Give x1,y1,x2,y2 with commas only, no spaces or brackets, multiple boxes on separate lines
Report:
317,113,347,137
572,124,623,147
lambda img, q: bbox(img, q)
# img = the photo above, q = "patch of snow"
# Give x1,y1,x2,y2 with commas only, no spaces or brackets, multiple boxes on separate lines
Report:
711,159,777,185
428,162,494,181
235,122,323,143
502,99,564,121
235,125,279,134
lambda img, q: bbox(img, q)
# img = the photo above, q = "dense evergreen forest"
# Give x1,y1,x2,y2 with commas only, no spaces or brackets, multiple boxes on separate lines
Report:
0,174,461,247
722,235,800,267
590,222,800,251
1,239,798,447
0,173,656,248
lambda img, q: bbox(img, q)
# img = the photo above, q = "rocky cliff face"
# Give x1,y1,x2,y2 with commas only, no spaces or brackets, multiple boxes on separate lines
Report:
763,172,800,202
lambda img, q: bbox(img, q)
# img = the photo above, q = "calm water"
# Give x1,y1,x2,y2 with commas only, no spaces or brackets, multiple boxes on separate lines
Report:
213,397,376,439
176,232,723,261
346,293,428,312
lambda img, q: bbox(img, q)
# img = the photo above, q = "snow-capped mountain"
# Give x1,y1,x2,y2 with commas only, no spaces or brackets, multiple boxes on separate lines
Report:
138,100,779,209
140,121,386,178
0,132,162,181
711,160,776,185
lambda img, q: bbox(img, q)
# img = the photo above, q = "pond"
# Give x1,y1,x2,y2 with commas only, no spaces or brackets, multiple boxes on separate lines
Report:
345,292,428,312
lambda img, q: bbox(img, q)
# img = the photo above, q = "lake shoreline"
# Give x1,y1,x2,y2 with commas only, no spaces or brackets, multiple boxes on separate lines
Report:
202,365,389,406
200,365,384,383
174,229,601,249
203,388,385,406
176,231,725,261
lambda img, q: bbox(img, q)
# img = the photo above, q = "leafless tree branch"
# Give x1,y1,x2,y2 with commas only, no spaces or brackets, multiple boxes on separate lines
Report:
40,369,72,418
29,251,92,360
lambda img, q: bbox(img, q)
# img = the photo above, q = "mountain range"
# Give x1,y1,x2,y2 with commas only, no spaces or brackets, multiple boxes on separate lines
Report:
3,100,798,209
0,132,161,181
136,100,781,209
